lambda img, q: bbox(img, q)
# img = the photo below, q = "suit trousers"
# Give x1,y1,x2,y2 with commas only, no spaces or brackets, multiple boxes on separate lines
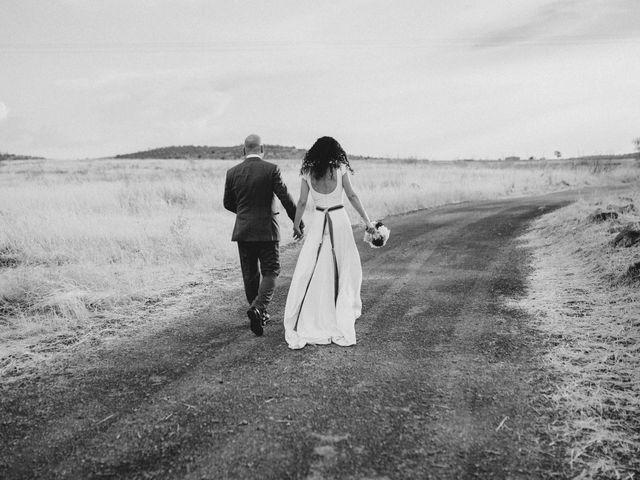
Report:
237,241,281,312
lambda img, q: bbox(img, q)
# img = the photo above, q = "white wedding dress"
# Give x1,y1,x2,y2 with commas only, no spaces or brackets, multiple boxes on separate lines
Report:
284,166,362,350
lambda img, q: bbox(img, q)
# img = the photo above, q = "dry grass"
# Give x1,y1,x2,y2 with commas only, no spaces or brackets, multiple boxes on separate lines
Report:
1,156,638,376
515,190,640,479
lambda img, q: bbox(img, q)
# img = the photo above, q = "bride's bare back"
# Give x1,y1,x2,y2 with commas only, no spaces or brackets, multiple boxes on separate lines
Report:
309,170,339,195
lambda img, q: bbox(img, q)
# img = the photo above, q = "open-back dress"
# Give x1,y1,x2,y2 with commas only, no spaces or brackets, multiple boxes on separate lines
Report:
283,165,362,350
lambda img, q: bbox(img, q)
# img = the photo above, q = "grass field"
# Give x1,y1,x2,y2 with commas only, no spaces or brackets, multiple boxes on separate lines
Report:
1,156,639,374
516,191,640,478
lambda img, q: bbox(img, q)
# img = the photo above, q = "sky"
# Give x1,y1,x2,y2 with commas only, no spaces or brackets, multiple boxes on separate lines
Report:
0,0,639,160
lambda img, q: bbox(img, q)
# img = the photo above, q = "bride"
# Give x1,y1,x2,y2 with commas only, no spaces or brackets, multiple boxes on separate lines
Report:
283,137,376,350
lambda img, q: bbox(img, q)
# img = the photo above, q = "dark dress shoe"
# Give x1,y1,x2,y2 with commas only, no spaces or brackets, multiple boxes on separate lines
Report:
261,312,271,326
247,307,264,336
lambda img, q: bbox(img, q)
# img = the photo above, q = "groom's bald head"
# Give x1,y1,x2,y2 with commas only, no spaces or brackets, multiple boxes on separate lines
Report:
244,134,263,155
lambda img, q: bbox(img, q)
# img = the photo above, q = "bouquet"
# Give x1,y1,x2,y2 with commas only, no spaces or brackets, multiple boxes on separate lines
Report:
363,221,390,248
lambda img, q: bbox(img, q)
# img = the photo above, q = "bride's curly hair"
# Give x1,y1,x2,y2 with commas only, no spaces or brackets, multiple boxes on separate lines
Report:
300,136,354,180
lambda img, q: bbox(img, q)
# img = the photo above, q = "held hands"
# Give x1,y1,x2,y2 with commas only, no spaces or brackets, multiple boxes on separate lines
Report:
293,222,304,240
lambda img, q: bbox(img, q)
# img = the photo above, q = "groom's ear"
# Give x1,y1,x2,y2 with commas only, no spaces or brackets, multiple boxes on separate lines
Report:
260,145,264,154
243,147,246,156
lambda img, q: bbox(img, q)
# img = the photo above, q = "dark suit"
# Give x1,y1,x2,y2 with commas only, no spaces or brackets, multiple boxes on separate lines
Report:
223,155,298,312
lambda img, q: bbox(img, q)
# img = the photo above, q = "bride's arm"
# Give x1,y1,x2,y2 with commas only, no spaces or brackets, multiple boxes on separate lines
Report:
293,178,309,237
343,172,376,233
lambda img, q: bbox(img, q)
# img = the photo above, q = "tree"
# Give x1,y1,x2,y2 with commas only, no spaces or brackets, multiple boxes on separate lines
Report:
634,137,640,159
554,150,562,159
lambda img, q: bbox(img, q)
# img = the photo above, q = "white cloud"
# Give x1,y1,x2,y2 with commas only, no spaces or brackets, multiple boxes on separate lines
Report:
472,0,640,49
49,68,237,156
0,102,8,121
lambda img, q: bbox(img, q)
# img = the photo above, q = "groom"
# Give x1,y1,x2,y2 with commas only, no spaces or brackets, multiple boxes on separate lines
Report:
223,134,302,336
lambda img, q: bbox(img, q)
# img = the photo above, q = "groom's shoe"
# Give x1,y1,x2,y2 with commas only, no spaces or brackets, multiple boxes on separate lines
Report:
247,307,264,337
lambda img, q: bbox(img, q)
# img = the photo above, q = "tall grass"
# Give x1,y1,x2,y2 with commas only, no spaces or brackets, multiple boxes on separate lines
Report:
1,157,638,370
515,192,640,478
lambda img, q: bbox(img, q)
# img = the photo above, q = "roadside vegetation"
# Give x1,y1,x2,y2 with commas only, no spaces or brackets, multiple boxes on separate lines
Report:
1,157,638,376
517,192,640,479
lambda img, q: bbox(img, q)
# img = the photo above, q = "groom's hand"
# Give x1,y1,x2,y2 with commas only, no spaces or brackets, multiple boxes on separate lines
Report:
293,225,303,240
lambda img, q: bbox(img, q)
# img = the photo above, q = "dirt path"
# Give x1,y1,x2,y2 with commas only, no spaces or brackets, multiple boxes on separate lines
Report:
1,193,583,479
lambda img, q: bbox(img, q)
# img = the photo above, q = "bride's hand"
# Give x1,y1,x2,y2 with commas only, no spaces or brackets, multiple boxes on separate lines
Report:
365,222,377,234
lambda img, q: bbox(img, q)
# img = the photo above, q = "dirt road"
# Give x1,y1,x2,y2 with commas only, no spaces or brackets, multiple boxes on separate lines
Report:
1,193,577,479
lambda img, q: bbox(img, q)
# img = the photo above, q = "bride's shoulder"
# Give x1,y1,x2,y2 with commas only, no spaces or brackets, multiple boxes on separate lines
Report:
338,165,351,181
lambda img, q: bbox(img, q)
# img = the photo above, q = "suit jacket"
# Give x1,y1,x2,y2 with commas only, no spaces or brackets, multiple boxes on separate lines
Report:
223,156,297,242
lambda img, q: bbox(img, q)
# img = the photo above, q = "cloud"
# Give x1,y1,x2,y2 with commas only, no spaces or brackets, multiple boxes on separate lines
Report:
473,0,640,48
0,115,68,156
0,102,8,121
96,75,232,123
52,68,238,155
476,0,577,47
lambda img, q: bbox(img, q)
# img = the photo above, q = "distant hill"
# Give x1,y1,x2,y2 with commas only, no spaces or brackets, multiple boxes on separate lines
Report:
115,144,308,160
114,146,640,163
0,152,44,160
562,153,637,161
113,144,393,160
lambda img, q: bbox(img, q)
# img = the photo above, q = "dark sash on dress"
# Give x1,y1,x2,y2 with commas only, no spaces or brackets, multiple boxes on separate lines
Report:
293,205,343,332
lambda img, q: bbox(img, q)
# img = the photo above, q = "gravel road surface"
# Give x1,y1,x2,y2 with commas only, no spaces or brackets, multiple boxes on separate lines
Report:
1,193,578,479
